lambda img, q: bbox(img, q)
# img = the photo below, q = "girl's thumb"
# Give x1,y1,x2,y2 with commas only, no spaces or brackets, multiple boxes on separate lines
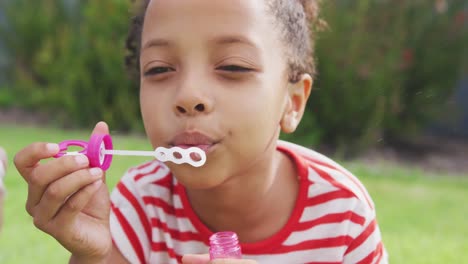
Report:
92,121,109,135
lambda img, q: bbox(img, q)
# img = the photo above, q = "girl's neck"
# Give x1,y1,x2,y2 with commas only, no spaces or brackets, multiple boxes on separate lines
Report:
186,147,299,243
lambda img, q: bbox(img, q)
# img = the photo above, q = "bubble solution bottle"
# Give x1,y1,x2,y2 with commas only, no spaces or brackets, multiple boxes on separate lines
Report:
209,231,242,260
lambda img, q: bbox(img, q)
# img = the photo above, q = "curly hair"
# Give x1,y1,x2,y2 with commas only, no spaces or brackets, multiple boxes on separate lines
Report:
125,0,323,83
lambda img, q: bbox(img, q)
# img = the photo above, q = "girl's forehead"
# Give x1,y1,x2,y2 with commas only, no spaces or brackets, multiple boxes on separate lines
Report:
140,0,286,68
142,0,272,39
146,0,267,15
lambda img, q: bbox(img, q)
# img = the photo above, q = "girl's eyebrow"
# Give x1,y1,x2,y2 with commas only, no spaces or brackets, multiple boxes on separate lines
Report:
141,35,259,51
142,38,171,51
212,35,258,49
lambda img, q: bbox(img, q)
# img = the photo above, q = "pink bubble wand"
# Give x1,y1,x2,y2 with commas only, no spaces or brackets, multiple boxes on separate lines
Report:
54,133,206,170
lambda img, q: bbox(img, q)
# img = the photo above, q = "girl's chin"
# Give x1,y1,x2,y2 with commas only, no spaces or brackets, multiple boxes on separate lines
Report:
169,164,228,190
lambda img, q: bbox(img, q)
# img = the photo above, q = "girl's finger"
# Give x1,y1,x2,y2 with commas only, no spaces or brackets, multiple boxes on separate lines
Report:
210,260,257,264
25,154,90,215
182,254,210,264
92,121,109,135
33,167,103,222
56,178,104,221
14,142,60,178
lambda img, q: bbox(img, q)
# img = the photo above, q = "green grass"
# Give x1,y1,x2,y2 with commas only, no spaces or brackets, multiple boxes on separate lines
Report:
1,124,467,263
344,162,468,263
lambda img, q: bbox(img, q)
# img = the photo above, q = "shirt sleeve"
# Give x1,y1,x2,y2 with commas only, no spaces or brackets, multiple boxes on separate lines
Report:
110,171,152,264
343,200,388,264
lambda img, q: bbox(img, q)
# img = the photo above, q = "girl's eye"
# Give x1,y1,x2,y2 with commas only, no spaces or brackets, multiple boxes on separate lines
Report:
144,67,174,76
217,65,252,72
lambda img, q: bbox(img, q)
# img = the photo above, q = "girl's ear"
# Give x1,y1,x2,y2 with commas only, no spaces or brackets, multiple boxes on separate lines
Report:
280,74,313,133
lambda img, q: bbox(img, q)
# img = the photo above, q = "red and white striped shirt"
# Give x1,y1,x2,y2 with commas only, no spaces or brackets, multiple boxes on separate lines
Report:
110,141,388,264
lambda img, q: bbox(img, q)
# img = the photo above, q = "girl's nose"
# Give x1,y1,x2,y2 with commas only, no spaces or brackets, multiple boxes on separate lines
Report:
173,69,214,116
173,88,214,116
175,102,206,115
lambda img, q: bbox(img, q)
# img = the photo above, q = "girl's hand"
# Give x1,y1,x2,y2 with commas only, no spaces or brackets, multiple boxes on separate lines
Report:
14,122,113,262
182,254,258,264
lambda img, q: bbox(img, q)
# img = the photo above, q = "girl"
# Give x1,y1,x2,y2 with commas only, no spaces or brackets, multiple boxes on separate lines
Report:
14,0,387,263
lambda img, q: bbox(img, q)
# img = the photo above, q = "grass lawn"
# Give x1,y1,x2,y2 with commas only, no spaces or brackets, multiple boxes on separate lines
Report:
0,124,467,263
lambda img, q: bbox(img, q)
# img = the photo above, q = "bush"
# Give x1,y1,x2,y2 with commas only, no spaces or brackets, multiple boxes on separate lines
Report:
284,0,468,154
0,0,141,131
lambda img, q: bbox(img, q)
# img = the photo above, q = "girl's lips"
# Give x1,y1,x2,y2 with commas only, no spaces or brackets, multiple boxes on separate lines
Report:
170,131,218,153
169,132,221,163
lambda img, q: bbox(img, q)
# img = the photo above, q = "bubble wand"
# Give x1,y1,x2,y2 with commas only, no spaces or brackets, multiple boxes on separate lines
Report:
54,133,206,170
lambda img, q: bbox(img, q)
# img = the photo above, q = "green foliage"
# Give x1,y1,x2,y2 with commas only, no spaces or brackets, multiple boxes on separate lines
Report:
0,0,141,131
1,0,467,150
291,0,468,153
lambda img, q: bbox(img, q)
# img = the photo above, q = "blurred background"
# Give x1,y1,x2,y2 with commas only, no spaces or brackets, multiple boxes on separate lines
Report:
0,0,467,263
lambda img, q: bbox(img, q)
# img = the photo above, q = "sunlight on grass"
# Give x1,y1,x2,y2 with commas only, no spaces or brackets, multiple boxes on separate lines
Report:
0,124,467,263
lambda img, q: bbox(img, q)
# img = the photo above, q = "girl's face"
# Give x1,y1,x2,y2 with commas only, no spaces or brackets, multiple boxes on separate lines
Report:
139,0,298,188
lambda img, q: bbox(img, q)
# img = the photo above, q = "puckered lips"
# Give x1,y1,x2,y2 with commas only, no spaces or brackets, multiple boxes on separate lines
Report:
169,131,219,161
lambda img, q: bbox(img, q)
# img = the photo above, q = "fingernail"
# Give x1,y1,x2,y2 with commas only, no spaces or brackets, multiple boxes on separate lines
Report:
74,155,89,166
89,167,102,177
46,143,59,153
